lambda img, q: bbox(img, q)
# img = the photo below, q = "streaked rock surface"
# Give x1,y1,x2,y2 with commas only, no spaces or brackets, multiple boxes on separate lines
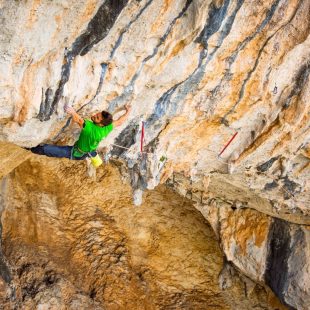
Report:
0,0,309,308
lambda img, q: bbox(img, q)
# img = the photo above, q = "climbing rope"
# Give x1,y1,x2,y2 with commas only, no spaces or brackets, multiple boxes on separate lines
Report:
218,131,238,157
109,121,151,155
109,143,153,155
109,122,305,206
140,121,145,153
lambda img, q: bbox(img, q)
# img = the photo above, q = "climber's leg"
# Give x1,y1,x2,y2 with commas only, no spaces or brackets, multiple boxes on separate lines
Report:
30,144,73,159
29,144,97,160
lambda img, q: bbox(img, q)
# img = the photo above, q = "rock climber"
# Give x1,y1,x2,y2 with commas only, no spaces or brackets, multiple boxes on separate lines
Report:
29,104,131,160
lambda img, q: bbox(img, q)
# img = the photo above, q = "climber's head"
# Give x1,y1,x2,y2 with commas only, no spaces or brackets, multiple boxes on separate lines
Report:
91,111,113,126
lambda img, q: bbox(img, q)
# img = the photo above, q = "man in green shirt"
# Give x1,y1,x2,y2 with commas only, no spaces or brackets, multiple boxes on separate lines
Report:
29,104,131,160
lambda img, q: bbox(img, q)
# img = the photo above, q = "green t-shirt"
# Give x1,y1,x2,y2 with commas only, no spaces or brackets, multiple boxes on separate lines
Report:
73,119,113,158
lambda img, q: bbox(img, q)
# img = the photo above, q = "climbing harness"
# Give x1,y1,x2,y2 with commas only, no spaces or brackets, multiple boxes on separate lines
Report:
73,145,88,156
73,145,103,168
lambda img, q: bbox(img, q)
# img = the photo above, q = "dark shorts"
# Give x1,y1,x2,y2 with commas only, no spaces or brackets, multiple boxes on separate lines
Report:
30,144,97,160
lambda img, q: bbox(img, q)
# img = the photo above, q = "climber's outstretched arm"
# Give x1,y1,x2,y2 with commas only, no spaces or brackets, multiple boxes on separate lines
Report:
113,104,131,127
65,106,84,128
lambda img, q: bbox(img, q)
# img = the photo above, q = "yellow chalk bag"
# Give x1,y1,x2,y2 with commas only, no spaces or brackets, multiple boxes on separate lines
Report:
91,154,103,168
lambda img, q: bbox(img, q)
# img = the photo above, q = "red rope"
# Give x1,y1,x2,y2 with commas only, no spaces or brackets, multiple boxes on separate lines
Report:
140,121,145,152
218,131,238,157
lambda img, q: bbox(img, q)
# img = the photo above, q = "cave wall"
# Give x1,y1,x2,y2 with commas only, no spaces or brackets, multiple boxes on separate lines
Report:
0,0,309,308
0,157,287,309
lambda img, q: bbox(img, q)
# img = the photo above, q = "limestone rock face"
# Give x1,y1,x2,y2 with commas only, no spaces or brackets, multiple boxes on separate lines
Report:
170,173,310,309
0,158,286,309
0,0,309,309
0,0,308,215
198,202,310,309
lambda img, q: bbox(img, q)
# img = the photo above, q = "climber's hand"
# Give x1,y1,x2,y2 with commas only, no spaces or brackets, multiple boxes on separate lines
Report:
113,104,131,127
65,105,75,115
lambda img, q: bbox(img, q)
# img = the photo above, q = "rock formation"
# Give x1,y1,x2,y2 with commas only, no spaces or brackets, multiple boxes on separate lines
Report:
0,157,289,309
0,0,309,309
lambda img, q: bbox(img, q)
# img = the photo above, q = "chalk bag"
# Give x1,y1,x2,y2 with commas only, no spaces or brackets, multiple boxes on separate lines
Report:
91,154,103,168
